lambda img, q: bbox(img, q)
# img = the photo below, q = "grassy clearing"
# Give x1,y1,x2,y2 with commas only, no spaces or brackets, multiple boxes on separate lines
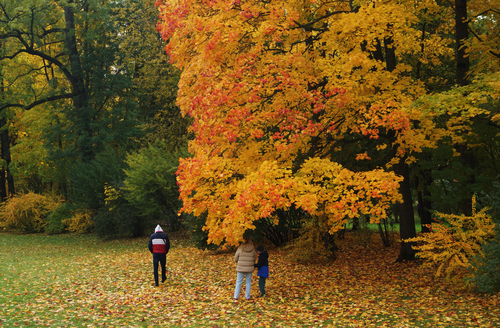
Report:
0,232,499,327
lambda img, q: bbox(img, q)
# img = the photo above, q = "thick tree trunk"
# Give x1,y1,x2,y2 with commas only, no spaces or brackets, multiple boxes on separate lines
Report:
0,169,6,201
382,31,416,261
395,158,416,262
0,56,14,199
0,118,14,197
459,145,475,216
417,186,433,233
384,35,397,72
454,0,475,215
64,2,94,163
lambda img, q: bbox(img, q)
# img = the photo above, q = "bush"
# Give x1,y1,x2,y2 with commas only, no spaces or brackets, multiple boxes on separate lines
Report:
253,206,303,246
289,214,338,262
45,203,79,234
406,196,496,279
95,195,146,239
68,148,128,210
63,209,94,233
0,192,62,233
122,142,188,231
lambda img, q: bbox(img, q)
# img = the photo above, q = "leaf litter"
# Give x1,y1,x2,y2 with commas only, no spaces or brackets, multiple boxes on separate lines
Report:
0,233,498,327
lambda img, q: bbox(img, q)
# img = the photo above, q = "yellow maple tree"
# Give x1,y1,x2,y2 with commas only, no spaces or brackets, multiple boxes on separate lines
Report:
156,0,499,247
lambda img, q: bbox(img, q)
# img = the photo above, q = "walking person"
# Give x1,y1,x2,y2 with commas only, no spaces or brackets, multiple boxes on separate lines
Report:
254,245,269,297
233,238,257,301
148,224,170,287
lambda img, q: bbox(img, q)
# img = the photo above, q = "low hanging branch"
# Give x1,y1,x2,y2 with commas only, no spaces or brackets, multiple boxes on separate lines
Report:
0,93,75,112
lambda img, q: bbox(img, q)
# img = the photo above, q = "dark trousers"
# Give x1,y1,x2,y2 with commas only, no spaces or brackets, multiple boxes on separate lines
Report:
153,253,167,285
258,276,266,295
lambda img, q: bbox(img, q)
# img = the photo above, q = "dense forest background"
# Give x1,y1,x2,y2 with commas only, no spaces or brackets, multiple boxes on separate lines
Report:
0,0,191,237
0,0,499,292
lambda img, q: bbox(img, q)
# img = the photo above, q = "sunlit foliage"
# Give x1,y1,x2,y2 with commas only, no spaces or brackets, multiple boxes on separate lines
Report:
406,196,496,278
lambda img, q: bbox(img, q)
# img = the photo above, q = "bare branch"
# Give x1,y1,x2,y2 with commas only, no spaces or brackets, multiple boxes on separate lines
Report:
0,93,75,112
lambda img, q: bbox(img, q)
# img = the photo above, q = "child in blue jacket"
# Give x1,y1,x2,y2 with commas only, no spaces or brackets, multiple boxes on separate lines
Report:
254,245,269,297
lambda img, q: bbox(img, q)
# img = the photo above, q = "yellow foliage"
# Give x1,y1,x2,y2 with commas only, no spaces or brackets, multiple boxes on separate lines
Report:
104,183,122,211
405,196,495,279
161,0,417,247
0,192,62,232
62,210,94,233
157,0,499,249
290,215,333,261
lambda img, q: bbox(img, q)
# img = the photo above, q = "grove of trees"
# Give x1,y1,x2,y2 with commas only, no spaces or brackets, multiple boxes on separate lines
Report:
1,0,499,292
0,0,190,235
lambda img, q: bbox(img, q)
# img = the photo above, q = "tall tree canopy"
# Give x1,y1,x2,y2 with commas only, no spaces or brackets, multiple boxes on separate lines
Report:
157,0,500,251
156,0,441,247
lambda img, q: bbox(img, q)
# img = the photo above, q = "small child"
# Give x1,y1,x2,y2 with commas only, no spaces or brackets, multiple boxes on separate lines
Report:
254,245,269,297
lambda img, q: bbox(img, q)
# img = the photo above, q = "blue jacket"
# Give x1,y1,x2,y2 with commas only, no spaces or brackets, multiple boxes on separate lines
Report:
254,251,269,278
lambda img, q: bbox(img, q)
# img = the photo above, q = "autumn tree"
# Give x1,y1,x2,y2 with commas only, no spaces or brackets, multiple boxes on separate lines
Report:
156,0,460,250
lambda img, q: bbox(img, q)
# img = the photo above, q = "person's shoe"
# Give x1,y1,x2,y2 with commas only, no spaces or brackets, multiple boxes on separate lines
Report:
153,283,159,287
259,294,266,298
162,276,167,283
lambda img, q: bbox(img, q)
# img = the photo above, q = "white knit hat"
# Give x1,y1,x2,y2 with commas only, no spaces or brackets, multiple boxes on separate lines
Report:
155,225,163,232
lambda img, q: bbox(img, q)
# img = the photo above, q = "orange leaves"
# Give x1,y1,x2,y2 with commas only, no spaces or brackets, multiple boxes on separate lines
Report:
157,0,450,247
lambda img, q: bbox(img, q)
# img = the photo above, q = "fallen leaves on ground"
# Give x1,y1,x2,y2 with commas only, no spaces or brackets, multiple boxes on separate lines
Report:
0,233,498,327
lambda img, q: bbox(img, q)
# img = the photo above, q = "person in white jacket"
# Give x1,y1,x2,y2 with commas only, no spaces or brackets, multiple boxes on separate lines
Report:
233,239,257,300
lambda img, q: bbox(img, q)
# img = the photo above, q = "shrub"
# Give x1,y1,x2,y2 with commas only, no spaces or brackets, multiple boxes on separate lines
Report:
97,185,146,238
405,196,496,279
253,206,303,247
45,203,79,234
0,192,62,233
62,209,94,233
122,142,188,231
68,148,128,210
289,214,338,262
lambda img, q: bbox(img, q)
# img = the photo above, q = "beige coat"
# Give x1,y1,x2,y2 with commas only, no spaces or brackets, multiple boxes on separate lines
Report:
234,242,257,273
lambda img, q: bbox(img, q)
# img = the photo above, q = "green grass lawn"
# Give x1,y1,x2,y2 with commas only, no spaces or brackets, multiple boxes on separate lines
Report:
1,232,499,327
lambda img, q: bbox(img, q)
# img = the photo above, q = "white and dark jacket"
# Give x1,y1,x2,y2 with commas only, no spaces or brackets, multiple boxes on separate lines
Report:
148,231,170,254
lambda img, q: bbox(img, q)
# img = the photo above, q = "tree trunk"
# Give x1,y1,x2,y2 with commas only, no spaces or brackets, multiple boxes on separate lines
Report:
0,54,13,199
0,169,6,201
395,158,416,262
455,0,469,86
64,2,94,163
0,117,14,197
454,0,475,215
384,35,397,72
416,174,433,233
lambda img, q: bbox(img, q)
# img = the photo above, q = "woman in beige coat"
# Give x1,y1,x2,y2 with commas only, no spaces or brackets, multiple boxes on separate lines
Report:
233,239,257,300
